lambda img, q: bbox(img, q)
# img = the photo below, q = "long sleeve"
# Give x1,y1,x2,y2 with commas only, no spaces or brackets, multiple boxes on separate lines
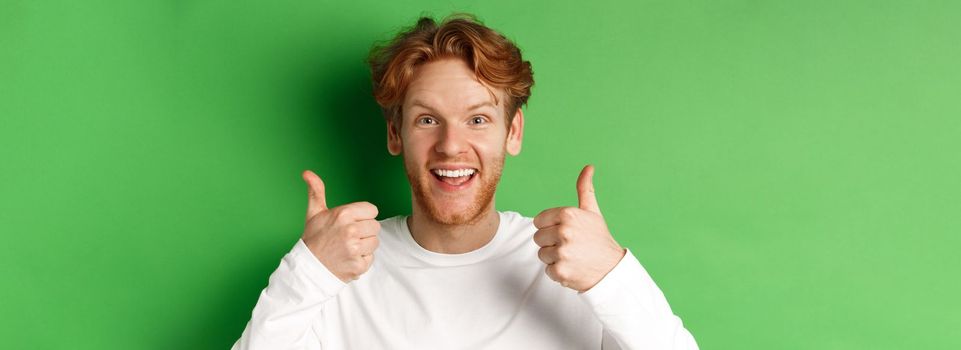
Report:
579,249,698,350
232,239,346,350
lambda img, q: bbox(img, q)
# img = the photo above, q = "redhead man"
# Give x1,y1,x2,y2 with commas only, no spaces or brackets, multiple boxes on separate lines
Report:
234,14,698,349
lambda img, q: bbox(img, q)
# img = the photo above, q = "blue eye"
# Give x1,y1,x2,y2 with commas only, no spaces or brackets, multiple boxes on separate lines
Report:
470,116,487,125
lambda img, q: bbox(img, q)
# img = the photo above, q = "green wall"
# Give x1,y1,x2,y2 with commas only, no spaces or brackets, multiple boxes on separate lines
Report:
2,0,959,348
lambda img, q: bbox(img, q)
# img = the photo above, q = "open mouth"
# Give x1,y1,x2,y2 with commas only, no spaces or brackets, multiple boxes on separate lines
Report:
430,168,478,190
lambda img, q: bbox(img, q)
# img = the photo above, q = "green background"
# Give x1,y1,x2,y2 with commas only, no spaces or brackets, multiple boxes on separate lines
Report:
2,0,959,348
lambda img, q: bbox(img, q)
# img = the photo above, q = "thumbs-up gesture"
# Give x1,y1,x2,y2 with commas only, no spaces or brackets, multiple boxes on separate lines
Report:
301,170,381,283
533,165,627,292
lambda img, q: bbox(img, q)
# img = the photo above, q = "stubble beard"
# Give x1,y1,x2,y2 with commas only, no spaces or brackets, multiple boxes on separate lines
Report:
406,155,504,226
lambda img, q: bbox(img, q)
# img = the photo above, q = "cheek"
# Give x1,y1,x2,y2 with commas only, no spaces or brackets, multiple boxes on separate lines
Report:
480,129,510,147
473,136,508,160
401,133,434,159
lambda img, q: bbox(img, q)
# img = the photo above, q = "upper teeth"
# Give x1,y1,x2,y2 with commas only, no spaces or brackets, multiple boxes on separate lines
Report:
434,168,476,177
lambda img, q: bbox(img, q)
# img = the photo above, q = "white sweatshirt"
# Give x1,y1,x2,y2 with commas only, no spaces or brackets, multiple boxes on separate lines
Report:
233,211,698,349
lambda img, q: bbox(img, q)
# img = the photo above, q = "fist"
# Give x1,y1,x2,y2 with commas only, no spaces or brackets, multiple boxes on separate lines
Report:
301,170,380,283
533,165,626,292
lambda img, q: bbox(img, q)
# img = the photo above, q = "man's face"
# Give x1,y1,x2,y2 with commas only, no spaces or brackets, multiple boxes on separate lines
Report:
387,58,524,225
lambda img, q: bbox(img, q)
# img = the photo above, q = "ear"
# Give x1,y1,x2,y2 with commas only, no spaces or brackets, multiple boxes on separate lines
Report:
506,108,524,156
387,119,402,156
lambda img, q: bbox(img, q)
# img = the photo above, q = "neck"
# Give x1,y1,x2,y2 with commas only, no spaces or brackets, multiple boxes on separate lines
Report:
407,200,500,254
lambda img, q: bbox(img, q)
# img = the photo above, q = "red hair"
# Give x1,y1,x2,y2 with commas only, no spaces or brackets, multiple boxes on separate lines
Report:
367,13,534,126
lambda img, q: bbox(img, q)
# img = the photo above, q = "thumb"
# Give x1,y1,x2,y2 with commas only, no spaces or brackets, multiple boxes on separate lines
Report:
302,170,328,220
577,165,601,214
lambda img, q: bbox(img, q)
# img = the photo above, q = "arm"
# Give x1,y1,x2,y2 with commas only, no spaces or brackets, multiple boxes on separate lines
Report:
580,249,698,350
234,170,381,349
532,165,697,349
232,239,346,350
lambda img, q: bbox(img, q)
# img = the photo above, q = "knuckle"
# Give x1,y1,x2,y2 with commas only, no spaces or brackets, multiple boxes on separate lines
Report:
344,224,359,237
365,222,380,236
341,240,356,254
546,264,562,282
347,242,361,255
560,207,578,220
533,211,548,226
331,207,348,221
553,265,569,281
555,247,569,261
556,227,571,243
360,201,378,214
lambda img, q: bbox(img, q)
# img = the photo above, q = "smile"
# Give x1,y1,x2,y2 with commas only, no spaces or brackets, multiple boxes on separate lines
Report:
430,168,478,190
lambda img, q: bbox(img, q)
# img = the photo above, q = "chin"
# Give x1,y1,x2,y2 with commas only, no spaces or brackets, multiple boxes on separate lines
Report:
430,196,488,225
408,169,501,226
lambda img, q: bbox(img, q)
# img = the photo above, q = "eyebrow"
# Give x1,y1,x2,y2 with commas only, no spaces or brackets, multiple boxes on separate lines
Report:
410,100,496,112
466,101,496,111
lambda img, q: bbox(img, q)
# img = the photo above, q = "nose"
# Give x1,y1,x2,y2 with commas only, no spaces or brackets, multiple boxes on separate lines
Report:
434,125,468,157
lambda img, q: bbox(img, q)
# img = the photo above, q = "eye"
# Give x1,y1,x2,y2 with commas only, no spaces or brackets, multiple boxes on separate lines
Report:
417,116,437,125
469,116,487,125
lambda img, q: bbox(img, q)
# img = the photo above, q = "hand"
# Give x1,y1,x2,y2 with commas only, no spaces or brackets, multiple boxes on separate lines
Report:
301,170,381,283
533,165,626,292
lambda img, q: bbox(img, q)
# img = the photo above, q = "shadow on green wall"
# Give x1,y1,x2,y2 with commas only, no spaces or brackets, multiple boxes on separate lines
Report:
173,37,412,348
312,55,411,220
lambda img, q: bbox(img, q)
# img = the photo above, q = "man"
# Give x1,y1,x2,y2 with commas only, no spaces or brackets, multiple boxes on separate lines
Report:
234,14,697,349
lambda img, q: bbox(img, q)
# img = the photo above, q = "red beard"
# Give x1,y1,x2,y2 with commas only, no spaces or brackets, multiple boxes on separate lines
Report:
405,155,504,226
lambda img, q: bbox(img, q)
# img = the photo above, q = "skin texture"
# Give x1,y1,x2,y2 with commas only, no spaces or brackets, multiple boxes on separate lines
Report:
302,57,625,291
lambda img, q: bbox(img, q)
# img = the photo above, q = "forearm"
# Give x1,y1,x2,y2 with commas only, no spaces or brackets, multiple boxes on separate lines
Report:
233,239,346,350
580,249,698,350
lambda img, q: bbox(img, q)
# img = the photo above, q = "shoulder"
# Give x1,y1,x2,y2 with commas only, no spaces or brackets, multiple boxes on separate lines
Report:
500,210,536,233
497,210,538,250
375,215,409,252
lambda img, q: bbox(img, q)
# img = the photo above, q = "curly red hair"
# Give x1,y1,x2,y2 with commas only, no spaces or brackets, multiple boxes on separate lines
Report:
367,13,534,126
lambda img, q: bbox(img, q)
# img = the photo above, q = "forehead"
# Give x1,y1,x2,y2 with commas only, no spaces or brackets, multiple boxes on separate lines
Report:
403,58,504,113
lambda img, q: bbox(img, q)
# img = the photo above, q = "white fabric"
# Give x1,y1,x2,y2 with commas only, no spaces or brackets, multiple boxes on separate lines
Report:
233,211,698,349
